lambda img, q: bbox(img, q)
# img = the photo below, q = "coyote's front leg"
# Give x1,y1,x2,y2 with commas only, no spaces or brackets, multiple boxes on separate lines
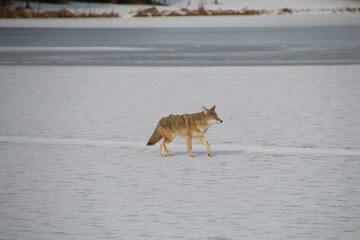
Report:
160,138,173,157
198,135,212,156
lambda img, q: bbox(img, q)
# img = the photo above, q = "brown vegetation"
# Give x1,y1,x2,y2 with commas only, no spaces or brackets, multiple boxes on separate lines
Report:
134,6,270,17
1,4,359,19
134,6,161,17
134,6,360,17
344,7,360,12
0,8,119,18
278,8,293,14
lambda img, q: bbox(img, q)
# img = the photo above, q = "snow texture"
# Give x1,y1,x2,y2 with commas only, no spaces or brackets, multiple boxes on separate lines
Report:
1,65,360,240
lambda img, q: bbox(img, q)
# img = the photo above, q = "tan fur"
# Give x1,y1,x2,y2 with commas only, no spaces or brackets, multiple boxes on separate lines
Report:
147,106,222,157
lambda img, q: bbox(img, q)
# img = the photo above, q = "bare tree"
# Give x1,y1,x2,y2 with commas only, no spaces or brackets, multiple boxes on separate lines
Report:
24,0,31,9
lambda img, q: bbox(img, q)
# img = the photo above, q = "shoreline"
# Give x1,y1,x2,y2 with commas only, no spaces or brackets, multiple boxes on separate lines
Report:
1,13,360,28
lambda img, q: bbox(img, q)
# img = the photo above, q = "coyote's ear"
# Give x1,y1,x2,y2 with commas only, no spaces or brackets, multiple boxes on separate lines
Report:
203,106,208,115
210,105,216,111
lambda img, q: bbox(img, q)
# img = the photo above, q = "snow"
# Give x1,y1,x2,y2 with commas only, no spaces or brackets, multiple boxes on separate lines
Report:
1,65,359,151
1,65,360,240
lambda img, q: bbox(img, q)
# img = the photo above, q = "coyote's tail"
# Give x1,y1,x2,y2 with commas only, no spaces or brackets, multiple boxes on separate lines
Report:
147,126,162,145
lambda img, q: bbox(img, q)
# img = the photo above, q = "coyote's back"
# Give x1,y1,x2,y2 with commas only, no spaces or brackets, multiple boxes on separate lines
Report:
147,106,222,157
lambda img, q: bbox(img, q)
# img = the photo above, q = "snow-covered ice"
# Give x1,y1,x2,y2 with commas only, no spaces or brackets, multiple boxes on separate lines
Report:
1,65,360,240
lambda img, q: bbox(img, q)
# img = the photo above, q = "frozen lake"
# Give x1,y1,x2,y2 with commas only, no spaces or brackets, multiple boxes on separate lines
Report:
1,25,360,66
1,65,360,240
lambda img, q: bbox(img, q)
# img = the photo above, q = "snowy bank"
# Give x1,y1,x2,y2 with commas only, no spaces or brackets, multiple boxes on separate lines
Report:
10,0,360,17
1,13,360,28
3,0,359,27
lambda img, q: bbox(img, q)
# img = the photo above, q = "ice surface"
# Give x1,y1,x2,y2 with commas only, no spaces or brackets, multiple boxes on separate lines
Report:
1,65,360,240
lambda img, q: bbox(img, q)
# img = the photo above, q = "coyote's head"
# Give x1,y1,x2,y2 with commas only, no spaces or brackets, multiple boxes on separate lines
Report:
203,106,223,124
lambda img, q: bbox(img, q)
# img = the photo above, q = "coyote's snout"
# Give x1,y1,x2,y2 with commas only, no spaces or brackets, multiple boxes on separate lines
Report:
147,106,222,157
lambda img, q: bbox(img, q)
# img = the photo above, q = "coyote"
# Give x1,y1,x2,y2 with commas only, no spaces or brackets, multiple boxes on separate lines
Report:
147,106,223,157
